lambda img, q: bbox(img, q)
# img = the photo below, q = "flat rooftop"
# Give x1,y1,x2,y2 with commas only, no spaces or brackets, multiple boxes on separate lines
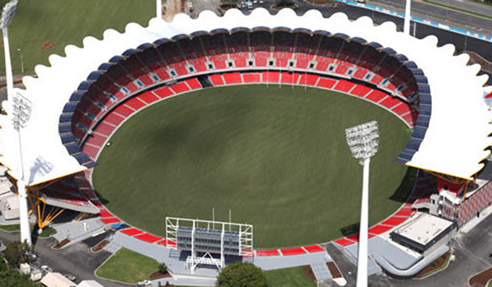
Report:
393,212,454,246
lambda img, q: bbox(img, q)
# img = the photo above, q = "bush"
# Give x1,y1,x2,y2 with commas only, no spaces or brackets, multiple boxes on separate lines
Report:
216,262,267,287
3,241,33,268
159,263,167,274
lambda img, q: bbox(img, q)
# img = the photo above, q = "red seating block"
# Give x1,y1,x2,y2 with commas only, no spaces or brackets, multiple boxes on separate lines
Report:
157,239,176,247
100,217,121,224
138,91,160,105
262,71,280,83
280,72,300,84
120,228,143,236
380,96,401,109
298,74,319,86
186,78,202,90
353,68,368,80
365,90,387,103
393,207,413,217
153,68,171,81
139,74,154,86
125,97,147,111
98,209,113,218
154,87,174,98
223,72,242,84
381,216,408,226
113,104,135,118
87,133,107,147
243,73,261,83
392,102,411,116
124,82,139,94
256,249,280,256
280,247,306,256
334,79,355,93
368,224,393,235
304,245,325,253
135,233,162,243
350,85,372,97
209,74,225,86
96,122,116,136
317,77,337,89
170,82,190,94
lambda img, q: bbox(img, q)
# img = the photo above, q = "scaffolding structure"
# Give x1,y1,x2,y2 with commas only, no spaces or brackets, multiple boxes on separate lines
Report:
166,217,253,272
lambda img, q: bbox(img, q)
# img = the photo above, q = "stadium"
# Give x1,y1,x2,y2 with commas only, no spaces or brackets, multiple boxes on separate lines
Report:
1,5,492,285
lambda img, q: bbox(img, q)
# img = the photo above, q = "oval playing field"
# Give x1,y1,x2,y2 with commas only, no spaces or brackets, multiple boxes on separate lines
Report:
92,84,410,248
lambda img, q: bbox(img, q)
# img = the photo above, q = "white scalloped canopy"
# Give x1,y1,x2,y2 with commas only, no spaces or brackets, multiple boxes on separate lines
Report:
0,8,491,185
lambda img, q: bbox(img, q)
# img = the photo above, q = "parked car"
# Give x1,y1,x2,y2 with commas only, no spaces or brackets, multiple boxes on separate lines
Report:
137,280,152,286
64,273,77,281
41,265,53,273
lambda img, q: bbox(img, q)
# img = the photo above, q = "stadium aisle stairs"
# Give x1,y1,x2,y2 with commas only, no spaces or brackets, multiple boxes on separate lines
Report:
310,261,332,281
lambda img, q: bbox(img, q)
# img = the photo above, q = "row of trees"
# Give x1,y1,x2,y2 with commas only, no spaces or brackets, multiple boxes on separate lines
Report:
0,241,39,286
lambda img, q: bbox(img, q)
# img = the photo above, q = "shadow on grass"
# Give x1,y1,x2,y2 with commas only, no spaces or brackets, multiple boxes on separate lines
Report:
340,223,360,237
389,167,418,203
94,189,110,205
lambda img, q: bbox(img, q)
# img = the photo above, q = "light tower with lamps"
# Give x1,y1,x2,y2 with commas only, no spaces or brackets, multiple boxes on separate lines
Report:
404,0,412,35
1,0,18,101
156,0,162,19
345,120,379,287
1,0,32,246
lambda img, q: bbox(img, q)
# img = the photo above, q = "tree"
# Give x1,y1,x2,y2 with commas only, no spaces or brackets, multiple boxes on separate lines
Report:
0,268,37,286
3,241,33,268
158,263,167,274
216,262,267,287
0,253,7,272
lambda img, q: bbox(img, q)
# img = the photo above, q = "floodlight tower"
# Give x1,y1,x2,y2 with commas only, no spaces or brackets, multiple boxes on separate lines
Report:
345,121,379,287
1,0,31,247
156,0,162,19
12,91,33,247
1,0,18,101
404,0,412,35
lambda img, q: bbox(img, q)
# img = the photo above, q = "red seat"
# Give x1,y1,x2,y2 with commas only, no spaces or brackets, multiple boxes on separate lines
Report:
138,91,160,105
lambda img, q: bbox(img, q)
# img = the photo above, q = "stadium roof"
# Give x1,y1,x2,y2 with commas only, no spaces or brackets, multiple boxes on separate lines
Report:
0,8,490,185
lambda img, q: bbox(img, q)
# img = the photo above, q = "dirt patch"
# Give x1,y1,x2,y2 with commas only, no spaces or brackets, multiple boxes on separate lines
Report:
327,261,342,278
302,265,317,282
469,267,492,287
91,239,109,253
414,252,451,279
53,238,70,250
150,271,172,281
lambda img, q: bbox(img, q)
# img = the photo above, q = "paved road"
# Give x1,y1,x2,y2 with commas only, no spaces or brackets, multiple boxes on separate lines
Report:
243,0,492,65
368,0,492,33
0,230,127,287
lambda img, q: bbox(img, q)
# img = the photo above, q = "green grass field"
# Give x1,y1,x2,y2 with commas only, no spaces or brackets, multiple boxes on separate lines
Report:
96,248,159,284
93,85,410,248
0,0,154,76
266,267,316,287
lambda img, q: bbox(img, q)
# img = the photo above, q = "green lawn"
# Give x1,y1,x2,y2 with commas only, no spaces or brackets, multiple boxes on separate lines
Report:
0,0,154,76
0,224,20,232
93,85,410,248
266,267,316,287
95,248,159,284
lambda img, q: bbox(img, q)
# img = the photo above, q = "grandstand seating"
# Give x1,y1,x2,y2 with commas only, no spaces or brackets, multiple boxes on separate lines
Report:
280,247,306,256
60,28,430,255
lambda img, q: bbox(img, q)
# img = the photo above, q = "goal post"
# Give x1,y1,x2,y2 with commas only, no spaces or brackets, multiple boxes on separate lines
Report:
166,217,253,272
